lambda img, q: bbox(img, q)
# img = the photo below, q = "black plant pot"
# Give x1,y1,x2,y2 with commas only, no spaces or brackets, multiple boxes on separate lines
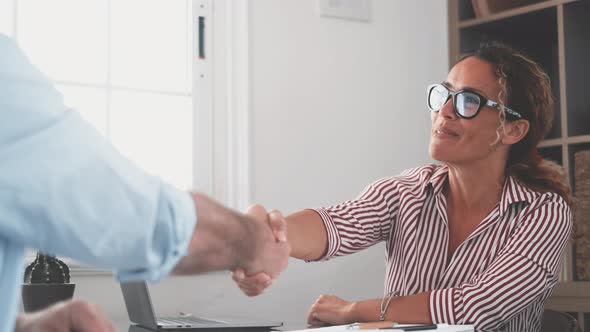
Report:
21,283,76,312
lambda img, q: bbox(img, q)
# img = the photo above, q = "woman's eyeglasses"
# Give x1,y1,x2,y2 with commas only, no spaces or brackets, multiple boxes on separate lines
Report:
427,83,523,120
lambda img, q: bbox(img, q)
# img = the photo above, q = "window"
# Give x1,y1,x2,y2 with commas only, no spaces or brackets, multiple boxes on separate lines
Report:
6,0,193,190
5,0,197,271
6,0,249,271
0,0,14,36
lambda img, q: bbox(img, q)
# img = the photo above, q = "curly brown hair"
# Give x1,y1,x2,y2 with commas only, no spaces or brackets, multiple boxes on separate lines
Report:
460,43,572,205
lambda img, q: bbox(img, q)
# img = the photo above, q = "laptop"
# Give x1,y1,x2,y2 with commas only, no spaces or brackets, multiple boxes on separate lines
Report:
120,281,282,331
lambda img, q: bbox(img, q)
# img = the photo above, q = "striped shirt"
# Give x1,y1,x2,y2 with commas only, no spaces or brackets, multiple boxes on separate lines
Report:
313,164,571,331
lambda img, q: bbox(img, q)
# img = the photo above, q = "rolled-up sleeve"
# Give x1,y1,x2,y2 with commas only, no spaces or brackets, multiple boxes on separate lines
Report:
0,34,196,282
310,177,401,261
429,197,571,330
115,182,196,282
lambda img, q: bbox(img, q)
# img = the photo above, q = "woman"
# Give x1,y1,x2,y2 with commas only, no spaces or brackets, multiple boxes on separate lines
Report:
234,44,572,331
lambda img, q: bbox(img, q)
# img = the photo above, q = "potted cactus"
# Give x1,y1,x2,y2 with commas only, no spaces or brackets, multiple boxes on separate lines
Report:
22,252,75,312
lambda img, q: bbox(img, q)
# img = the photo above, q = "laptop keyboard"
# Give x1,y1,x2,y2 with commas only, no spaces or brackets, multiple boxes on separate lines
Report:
158,316,224,327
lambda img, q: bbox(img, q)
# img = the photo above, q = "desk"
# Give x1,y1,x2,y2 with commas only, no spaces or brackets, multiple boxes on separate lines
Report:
118,322,473,332
288,325,473,332
116,321,279,332
128,326,277,332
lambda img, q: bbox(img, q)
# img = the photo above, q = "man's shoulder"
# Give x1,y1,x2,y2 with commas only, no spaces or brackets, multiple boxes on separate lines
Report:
0,33,51,83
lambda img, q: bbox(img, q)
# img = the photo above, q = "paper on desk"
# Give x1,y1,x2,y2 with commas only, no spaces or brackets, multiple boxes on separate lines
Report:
288,324,474,332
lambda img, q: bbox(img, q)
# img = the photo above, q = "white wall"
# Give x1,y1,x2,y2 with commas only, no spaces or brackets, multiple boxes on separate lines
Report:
70,1,449,330
247,0,448,328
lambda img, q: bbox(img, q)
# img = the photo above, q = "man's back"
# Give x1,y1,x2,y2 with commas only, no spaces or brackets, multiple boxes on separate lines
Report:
0,33,197,332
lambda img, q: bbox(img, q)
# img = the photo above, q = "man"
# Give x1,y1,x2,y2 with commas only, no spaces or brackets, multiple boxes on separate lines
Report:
0,34,290,331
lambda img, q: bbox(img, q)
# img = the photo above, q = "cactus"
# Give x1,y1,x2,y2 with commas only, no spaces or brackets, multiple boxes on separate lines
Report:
23,252,70,284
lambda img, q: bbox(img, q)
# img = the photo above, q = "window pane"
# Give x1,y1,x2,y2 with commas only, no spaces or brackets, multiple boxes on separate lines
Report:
111,0,191,92
55,84,108,136
0,0,14,37
17,0,107,83
110,91,193,190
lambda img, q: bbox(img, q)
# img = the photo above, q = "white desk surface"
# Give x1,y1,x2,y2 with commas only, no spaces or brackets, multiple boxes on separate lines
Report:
113,319,474,332
289,324,474,332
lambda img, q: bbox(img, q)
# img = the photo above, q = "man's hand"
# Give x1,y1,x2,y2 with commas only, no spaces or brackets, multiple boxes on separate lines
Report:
172,194,290,280
15,299,116,332
240,206,289,277
232,207,288,296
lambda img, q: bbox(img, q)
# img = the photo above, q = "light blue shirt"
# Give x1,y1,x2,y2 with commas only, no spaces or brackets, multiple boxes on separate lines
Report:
0,34,197,331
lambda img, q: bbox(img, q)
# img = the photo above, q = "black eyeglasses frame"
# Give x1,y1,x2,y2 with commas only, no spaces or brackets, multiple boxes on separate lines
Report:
427,83,523,120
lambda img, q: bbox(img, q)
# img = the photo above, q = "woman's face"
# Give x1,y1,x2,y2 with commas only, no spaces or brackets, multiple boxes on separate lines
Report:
429,57,505,165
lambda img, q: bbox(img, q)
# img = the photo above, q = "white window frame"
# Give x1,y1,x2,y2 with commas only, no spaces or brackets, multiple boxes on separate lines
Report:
9,0,194,146
193,0,251,211
9,0,191,274
14,0,252,275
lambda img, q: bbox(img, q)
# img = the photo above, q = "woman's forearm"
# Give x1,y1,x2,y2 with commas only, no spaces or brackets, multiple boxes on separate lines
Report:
286,209,328,261
350,292,432,324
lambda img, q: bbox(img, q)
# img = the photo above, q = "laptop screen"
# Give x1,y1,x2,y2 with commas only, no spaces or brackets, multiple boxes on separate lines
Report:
120,280,283,330
120,281,159,329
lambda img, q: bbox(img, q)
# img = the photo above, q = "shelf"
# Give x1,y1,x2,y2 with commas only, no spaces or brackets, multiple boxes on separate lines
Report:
568,135,590,145
564,1,590,136
458,0,578,28
568,142,590,192
539,138,564,147
458,7,562,139
459,7,557,52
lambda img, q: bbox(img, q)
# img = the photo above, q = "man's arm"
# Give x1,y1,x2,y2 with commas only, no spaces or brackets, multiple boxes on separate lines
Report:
0,33,288,282
172,193,290,278
12,197,290,332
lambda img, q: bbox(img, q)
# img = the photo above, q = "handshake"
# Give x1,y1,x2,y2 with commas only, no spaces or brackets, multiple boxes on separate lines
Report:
230,204,291,297
171,194,293,296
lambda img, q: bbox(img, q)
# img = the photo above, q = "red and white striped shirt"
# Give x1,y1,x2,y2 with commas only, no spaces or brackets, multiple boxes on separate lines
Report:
313,164,571,331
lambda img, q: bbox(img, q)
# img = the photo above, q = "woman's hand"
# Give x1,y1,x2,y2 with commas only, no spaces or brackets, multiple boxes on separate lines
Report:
231,268,273,297
15,299,116,332
231,208,288,296
307,294,355,327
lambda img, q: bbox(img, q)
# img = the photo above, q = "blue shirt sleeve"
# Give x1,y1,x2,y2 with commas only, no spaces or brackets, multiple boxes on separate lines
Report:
0,34,197,282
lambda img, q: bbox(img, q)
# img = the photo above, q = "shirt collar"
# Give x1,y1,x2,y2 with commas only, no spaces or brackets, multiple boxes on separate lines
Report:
499,175,538,214
426,164,537,214
426,164,450,197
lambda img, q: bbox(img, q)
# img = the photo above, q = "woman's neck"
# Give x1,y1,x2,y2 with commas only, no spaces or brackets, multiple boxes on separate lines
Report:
445,159,505,212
